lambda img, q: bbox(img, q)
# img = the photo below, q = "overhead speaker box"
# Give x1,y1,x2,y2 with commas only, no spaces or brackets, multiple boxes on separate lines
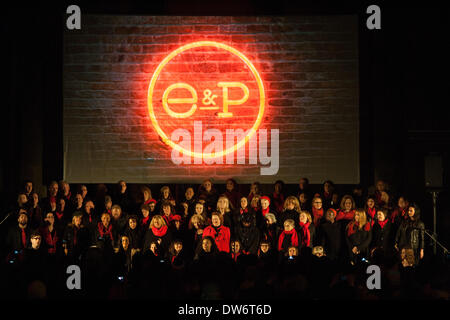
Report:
425,155,443,188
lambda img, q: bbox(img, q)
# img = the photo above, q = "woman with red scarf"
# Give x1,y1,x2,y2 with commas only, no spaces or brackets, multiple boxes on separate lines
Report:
311,196,324,227
390,196,409,226
298,211,315,249
336,195,356,223
94,212,117,251
370,209,394,256
364,195,378,225
202,212,231,253
143,215,172,257
345,209,372,265
139,203,152,233
160,200,176,227
277,219,299,255
39,212,62,256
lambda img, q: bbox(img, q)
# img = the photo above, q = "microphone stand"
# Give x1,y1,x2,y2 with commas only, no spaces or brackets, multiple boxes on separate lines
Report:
424,229,449,255
0,211,14,227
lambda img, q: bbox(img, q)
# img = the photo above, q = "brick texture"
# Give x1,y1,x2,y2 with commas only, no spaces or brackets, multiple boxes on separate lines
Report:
63,15,359,184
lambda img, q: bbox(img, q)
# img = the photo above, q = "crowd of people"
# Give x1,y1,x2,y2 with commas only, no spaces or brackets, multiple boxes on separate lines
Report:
0,177,448,300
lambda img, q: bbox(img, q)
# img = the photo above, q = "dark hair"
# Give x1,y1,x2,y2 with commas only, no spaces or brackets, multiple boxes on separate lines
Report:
128,214,138,222
408,203,421,220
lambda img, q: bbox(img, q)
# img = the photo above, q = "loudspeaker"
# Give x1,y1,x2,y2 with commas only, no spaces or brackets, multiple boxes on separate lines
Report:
425,155,443,188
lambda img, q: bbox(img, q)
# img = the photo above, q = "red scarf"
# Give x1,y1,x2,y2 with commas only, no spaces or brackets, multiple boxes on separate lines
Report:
142,216,150,226
163,214,174,226
312,208,324,226
21,228,27,248
261,207,270,217
232,251,241,262
56,211,64,220
73,227,78,246
98,223,114,242
367,207,376,219
44,228,58,253
151,225,168,237
272,192,285,212
277,229,298,251
299,222,311,248
347,221,371,237
239,208,248,215
144,199,154,205
378,219,388,229
336,209,355,221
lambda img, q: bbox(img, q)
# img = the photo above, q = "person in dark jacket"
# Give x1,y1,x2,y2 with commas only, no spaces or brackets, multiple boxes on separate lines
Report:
5,210,31,255
278,196,301,229
224,178,241,211
39,212,63,257
124,215,143,251
82,200,97,235
317,209,342,262
94,212,118,253
345,209,372,265
394,203,425,266
111,204,127,235
62,211,90,263
260,213,279,251
143,215,172,257
235,211,260,255
114,180,132,214
27,192,43,230
370,208,394,256
197,179,219,216
277,219,300,256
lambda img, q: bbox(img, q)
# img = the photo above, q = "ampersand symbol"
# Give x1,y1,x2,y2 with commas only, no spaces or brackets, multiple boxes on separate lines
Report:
202,89,217,106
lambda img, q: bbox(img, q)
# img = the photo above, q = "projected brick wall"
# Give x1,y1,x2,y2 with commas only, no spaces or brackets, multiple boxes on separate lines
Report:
63,15,359,184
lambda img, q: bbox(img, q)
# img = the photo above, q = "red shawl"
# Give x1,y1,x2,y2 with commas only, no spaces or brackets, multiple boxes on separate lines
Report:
261,207,270,217
336,209,355,221
141,216,150,226
347,221,371,237
377,219,388,229
272,192,285,213
239,207,248,215
299,222,311,248
277,229,299,251
98,223,114,242
367,207,376,219
312,208,324,226
152,225,168,237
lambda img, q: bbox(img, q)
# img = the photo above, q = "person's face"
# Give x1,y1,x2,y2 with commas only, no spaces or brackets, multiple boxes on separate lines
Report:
31,236,41,249
288,247,297,257
376,181,385,192
260,243,269,253
377,211,385,222
266,216,274,225
101,214,110,226
299,178,307,189
232,241,240,253
324,182,330,193
111,207,121,219
314,250,324,258
398,197,406,209
354,212,360,222
211,215,221,227
367,199,375,208
287,201,295,210
59,199,66,211
313,198,322,209
150,243,157,253
74,216,82,227
25,182,33,193
129,219,137,229
49,183,58,197
203,181,212,192
185,188,194,200
18,194,27,205
143,190,150,200
192,217,199,229
182,203,188,214
163,205,171,216
299,213,307,224
162,188,169,199
240,197,248,209
85,201,94,213
202,239,212,252
18,213,28,225
81,186,87,197
284,222,293,232
120,181,126,192
174,242,183,252
121,237,129,249
400,248,406,260
326,210,335,222
153,218,162,229
175,221,181,229
344,199,352,211
218,198,227,209
195,204,204,215
149,202,156,211
76,194,83,205
32,193,39,203
250,184,258,193
141,208,149,218
261,199,269,210
332,194,339,202
63,183,70,195
45,213,55,225
226,180,234,192
408,207,415,218
275,183,282,193
299,194,306,204
105,200,112,209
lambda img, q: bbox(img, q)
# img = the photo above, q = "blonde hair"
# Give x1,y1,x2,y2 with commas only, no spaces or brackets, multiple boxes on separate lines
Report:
299,211,312,224
355,209,367,229
189,213,205,229
340,195,356,211
283,196,301,213
217,195,231,212
149,215,167,228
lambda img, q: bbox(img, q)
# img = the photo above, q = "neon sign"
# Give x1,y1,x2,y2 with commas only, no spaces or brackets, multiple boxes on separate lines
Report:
147,41,279,174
